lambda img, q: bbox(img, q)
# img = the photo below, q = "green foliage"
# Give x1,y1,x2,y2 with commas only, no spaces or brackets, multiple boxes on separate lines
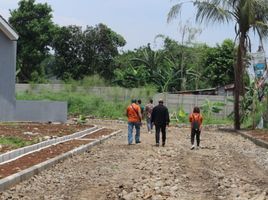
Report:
113,37,233,92
177,107,188,123
53,24,126,81
0,136,33,148
52,25,85,80
200,99,225,122
77,115,87,125
153,57,180,92
239,83,264,128
202,39,235,87
9,0,57,82
262,86,268,128
202,117,232,125
80,75,107,88
16,90,128,119
113,44,162,89
113,64,150,88
170,102,233,125
30,70,48,84
170,107,189,124
168,0,268,130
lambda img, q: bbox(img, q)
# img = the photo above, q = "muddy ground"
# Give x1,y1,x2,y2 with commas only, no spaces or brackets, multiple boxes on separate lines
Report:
0,120,268,200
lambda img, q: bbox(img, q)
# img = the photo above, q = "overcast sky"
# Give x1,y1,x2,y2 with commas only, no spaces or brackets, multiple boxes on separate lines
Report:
0,0,262,51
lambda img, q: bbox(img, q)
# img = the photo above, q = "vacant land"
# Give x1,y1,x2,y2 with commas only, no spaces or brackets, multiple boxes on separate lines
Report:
1,120,267,200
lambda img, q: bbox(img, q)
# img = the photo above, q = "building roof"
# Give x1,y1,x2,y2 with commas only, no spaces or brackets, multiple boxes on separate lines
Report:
0,15,19,41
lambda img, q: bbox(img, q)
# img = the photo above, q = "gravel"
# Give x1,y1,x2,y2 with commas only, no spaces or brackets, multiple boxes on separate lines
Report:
0,120,267,200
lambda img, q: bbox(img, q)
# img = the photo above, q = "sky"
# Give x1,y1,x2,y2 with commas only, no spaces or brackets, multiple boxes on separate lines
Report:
0,0,262,51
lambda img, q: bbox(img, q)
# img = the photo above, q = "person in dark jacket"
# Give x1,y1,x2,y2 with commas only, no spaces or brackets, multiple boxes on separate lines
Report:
151,99,170,147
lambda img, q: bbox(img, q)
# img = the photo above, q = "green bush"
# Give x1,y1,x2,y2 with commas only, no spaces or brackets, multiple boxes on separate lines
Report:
0,137,33,148
16,90,128,119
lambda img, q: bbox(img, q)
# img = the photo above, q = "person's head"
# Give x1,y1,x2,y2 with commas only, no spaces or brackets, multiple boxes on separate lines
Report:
193,106,200,113
138,99,142,104
158,99,164,104
131,99,137,103
149,99,153,104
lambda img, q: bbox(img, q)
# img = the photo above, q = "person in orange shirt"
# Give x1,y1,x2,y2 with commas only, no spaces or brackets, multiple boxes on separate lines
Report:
189,106,203,150
126,99,142,145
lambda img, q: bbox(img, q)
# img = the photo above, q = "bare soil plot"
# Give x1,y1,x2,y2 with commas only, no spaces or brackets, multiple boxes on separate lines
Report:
0,128,115,179
0,123,93,153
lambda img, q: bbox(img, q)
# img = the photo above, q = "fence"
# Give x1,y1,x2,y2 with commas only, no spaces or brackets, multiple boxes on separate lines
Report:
154,93,233,118
16,84,234,118
15,84,154,102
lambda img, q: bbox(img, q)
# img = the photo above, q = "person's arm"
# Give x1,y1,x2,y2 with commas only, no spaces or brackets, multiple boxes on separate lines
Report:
145,105,148,112
138,111,142,121
199,114,203,130
126,107,129,117
151,108,155,124
189,114,193,122
200,114,203,124
166,109,170,125
138,106,142,121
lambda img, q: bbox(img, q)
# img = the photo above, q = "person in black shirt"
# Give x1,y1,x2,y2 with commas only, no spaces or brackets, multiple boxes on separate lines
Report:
151,99,170,147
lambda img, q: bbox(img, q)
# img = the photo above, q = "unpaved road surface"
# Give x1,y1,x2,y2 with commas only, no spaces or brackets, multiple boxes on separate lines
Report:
1,120,268,200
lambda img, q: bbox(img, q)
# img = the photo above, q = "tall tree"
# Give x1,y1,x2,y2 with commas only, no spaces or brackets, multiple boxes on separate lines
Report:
83,23,126,80
168,0,268,129
52,24,126,80
9,0,56,82
203,39,235,87
52,25,85,80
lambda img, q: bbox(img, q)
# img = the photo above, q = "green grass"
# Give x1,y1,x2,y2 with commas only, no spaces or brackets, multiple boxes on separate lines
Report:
202,117,233,125
16,90,129,119
16,87,233,125
0,137,33,148
0,122,20,127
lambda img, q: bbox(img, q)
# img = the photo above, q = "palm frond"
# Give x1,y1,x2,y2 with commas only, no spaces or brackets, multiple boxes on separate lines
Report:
194,0,232,24
167,3,183,23
255,22,268,40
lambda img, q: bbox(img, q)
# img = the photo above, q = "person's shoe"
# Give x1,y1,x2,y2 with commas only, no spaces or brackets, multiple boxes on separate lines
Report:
156,143,159,147
190,145,195,150
136,141,141,144
162,143,165,147
148,131,151,134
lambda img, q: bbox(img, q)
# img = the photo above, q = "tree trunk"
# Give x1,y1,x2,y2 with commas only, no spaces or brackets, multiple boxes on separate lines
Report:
234,36,245,130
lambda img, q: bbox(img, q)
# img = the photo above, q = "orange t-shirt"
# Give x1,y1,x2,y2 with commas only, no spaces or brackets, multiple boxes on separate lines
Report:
189,113,203,128
127,103,141,122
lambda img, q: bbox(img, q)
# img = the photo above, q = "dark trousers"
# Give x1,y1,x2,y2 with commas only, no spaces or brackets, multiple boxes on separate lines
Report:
155,125,166,144
191,128,200,146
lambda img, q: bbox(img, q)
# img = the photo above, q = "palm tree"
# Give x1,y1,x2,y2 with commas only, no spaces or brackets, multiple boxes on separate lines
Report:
168,0,268,129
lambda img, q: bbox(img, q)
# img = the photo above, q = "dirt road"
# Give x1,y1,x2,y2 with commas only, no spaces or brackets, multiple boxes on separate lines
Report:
1,120,268,200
